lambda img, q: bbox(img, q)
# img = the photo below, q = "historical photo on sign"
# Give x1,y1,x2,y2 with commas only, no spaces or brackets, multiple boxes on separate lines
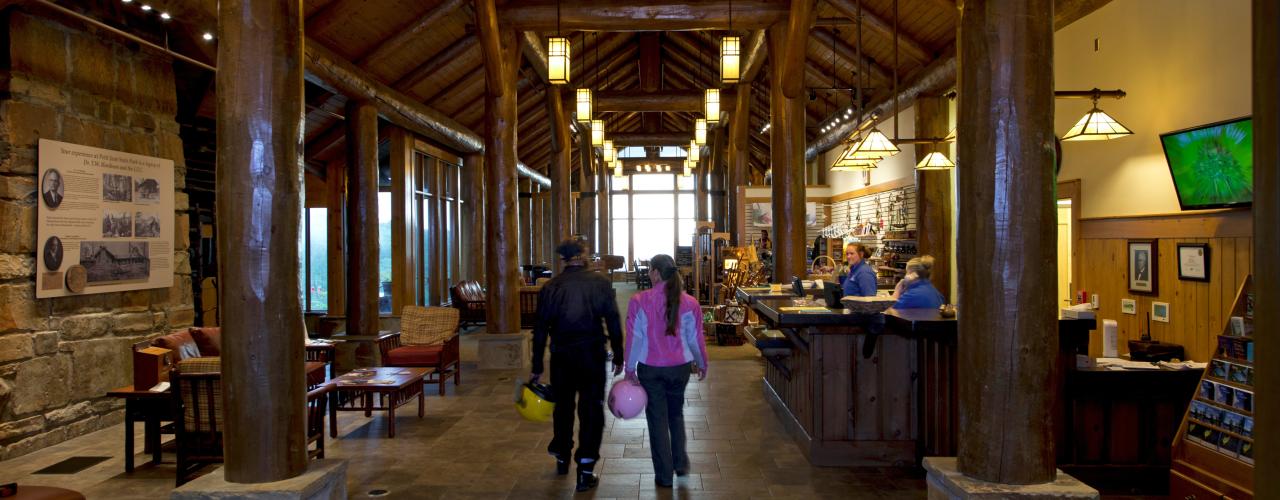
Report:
134,178,161,203
79,241,149,284
1128,240,1157,294
42,168,64,209
102,210,133,238
134,211,161,238
42,236,63,271
102,173,132,202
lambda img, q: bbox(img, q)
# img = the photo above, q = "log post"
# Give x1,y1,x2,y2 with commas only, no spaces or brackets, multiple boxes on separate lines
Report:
520,179,534,269
768,23,807,282
346,101,381,335
956,0,1058,484
325,159,346,314
915,96,953,301
577,135,598,246
531,183,544,264
390,127,417,310
780,0,817,99
463,153,486,282
597,156,611,255
1254,0,1280,492
215,0,306,482
548,89,573,270
478,0,522,336
727,86,751,245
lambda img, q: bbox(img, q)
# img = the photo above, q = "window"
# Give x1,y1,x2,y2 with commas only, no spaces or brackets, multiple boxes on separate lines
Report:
413,153,462,306
608,173,699,267
378,192,392,313
300,207,328,312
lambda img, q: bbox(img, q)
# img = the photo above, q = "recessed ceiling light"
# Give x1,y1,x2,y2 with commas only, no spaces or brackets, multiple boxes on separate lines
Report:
159,12,170,20
202,32,214,41
122,0,132,3
141,4,151,11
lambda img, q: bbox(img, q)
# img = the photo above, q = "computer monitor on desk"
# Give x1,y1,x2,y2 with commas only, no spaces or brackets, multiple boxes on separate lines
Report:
823,281,843,308
791,276,804,297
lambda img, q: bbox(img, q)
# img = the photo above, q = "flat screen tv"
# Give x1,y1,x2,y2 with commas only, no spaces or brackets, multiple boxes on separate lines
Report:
1160,116,1253,210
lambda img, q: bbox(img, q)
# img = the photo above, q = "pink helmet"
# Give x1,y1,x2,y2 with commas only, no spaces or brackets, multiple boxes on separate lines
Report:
608,379,647,419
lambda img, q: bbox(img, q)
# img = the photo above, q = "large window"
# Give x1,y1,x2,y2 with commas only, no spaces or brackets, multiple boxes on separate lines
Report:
610,173,696,268
378,192,393,313
414,153,462,306
300,207,328,312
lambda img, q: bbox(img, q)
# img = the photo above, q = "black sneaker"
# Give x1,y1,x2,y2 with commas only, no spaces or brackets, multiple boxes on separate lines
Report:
675,468,689,477
655,479,673,488
575,470,599,492
556,459,569,476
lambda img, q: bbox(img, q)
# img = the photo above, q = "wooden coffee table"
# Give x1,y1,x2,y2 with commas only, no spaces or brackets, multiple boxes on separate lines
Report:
326,367,433,438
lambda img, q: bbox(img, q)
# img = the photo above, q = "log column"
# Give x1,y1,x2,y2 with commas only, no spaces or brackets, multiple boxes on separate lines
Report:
519,179,533,268
325,159,346,314
576,136,597,246
1254,0,1280,492
727,86,751,245
215,0,306,482
768,23,808,282
956,0,1057,484
478,0,522,337
597,156,611,255
463,153,486,282
548,89,573,270
345,101,381,336
915,95,953,301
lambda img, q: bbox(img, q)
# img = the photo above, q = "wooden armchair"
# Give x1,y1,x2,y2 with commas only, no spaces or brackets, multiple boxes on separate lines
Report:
172,358,223,486
449,280,486,327
519,286,541,329
306,384,330,460
378,306,460,396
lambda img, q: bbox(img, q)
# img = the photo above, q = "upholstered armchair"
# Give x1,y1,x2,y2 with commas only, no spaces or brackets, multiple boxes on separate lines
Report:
172,357,222,486
378,306,460,396
449,280,486,327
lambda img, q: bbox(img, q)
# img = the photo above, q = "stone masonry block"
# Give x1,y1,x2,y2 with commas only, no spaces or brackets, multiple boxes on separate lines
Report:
0,415,44,444
9,13,68,84
0,176,35,202
44,400,93,426
2,100,58,148
0,426,68,461
112,311,155,335
55,313,112,340
61,115,111,150
10,354,71,415
0,254,33,280
135,56,177,115
32,331,57,355
175,191,189,211
0,200,34,254
68,31,117,99
7,76,66,106
64,338,130,401
156,132,184,165
167,306,195,329
0,334,34,364
120,130,153,156
0,284,38,333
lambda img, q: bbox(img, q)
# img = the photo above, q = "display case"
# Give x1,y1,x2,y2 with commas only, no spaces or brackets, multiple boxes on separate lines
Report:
1170,275,1254,499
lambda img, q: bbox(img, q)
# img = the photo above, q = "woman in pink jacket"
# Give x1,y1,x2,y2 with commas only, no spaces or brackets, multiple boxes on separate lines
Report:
624,254,708,488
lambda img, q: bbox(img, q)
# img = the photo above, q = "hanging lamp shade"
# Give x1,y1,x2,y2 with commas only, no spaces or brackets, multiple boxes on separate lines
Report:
830,142,879,171
944,127,957,142
575,88,592,122
704,89,721,125
695,119,708,145
683,161,693,177
547,37,571,85
603,140,615,163
613,160,623,177
848,129,900,160
590,119,604,146
1062,106,1133,141
688,141,700,161
915,151,955,170
721,36,741,84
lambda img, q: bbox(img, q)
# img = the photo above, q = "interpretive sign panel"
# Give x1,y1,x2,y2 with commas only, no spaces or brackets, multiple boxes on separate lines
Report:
37,139,174,298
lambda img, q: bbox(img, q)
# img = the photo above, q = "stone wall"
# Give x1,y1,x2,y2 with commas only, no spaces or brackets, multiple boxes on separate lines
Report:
0,10,192,459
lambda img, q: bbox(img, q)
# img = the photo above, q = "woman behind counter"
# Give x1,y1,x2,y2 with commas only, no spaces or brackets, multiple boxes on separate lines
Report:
892,256,946,309
839,244,878,297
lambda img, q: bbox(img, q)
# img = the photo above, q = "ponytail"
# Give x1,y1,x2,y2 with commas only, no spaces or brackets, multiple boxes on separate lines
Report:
650,254,682,336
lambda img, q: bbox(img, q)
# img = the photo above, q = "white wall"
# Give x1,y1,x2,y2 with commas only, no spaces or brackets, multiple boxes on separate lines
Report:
1054,0,1251,218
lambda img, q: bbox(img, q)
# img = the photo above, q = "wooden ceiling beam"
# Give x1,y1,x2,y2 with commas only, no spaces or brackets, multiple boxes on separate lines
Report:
640,32,662,92
306,0,362,38
498,0,791,31
612,132,693,146
808,27,891,84
392,36,480,92
595,89,738,113
824,0,933,64
520,31,550,83
358,0,468,68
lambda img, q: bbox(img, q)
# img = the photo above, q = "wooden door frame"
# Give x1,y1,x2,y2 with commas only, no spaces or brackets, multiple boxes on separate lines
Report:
1057,179,1082,301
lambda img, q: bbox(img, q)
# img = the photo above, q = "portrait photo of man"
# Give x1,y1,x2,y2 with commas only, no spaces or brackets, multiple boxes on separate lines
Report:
42,169,64,209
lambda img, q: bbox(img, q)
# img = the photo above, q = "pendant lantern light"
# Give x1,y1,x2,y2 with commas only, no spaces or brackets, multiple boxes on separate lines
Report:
832,141,879,171
704,89,720,125
1062,97,1134,141
546,0,569,85
721,36,741,84
915,151,955,170
683,160,693,177
576,88,592,122
848,129,900,160
603,140,615,163
695,119,708,145
688,140,700,162
590,119,604,147
613,160,623,177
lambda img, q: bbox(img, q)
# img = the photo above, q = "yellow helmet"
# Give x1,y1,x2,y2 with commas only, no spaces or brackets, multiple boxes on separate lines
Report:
515,382,555,422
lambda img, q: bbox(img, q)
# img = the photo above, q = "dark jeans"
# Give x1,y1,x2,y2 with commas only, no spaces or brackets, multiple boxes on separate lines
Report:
637,362,692,484
548,344,607,464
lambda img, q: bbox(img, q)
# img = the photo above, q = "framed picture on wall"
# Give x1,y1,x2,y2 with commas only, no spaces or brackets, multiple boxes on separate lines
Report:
1128,239,1158,294
1177,243,1210,281
1152,301,1171,323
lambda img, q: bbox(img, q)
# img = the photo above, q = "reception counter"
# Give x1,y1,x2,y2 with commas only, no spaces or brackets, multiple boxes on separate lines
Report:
740,287,1097,467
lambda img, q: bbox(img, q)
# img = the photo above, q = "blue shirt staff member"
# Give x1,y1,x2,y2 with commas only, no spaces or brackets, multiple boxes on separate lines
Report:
892,256,946,309
840,243,878,297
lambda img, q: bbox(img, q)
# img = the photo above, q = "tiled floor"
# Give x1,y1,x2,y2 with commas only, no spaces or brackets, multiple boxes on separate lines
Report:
0,283,928,499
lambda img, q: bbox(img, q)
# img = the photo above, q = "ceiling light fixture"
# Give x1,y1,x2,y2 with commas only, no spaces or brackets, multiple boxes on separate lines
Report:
688,140,700,162
603,140,615,163
140,4,151,11
915,151,955,170
614,161,624,177
695,119,707,145
159,12,170,20
202,32,213,41
1061,90,1133,141
546,0,569,85
591,119,604,147
705,89,720,126
721,0,739,84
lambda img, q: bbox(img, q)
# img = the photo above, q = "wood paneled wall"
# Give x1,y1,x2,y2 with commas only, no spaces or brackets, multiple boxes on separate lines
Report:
1076,209,1252,361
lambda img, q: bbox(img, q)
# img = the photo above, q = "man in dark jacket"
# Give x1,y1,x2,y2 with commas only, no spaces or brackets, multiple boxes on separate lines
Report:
530,239,624,492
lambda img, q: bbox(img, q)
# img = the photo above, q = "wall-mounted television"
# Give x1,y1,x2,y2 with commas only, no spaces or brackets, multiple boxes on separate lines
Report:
1160,116,1253,210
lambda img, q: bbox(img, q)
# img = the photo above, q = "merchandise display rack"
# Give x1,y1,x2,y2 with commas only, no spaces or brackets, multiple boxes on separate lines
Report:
1170,275,1254,499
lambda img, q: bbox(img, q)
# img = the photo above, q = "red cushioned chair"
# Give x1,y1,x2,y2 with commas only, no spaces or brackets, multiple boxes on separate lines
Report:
449,280,486,327
377,306,460,396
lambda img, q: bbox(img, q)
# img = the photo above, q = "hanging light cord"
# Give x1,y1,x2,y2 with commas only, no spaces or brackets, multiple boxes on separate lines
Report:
892,0,899,140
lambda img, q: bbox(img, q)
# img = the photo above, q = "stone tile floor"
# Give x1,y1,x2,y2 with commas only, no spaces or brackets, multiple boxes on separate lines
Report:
0,356,927,499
